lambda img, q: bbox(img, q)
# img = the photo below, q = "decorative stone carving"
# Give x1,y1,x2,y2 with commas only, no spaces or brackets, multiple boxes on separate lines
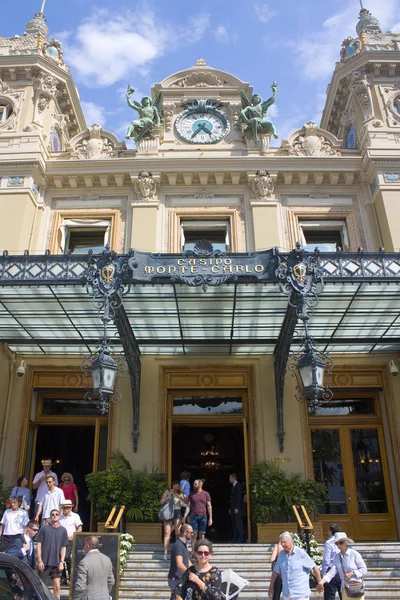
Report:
309,193,330,200
79,195,100,202
251,170,275,200
0,79,22,133
133,171,158,201
162,102,176,132
67,125,126,160
349,70,373,120
380,81,400,126
23,71,59,130
135,128,164,154
194,189,214,200
340,37,362,62
283,122,341,157
172,71,229,88
42,38,65,66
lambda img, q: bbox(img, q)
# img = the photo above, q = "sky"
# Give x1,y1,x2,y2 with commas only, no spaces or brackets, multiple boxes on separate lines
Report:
2,0,400,148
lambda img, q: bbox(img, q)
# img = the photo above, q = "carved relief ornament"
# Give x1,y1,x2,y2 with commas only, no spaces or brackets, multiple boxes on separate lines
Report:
0,79,22,133
132,171,158,201
381,80,400,126
251,170,275,201
283,122,341,157
172,71,229,88
67,125,126,160
349,70,374,120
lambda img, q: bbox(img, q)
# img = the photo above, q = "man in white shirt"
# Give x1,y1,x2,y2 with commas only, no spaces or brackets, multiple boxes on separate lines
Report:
32,460,58,514
322,524,342,600
0,497,29,549
35,476,65,522
59,500,83,575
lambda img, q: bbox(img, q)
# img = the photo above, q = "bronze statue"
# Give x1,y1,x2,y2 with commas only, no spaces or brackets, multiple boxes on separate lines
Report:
125,86,163,143
237,82,278,141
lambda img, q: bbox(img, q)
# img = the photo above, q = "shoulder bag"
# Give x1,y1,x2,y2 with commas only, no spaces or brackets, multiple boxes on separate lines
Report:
158,494,174,521
339,553,365,598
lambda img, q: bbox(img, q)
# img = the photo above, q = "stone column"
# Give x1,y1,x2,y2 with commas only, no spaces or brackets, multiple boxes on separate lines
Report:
130,171,161,251
248,171,283,250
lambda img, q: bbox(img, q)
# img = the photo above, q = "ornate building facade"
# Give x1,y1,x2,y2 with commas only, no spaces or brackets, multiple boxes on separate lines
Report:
1,7,400,540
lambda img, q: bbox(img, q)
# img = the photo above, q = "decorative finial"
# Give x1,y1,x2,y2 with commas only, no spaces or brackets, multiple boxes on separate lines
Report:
359,0,364,9
356,4,382,36
195,58,207,67
25,4,49,38
40,0,47,13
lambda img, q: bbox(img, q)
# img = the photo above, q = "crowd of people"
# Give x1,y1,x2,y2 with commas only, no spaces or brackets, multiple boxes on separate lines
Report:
1,462,368,600
0,459,113,600
162,473,367,600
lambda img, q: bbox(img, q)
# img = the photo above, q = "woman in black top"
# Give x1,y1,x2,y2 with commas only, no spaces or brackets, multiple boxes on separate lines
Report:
175,539,221,600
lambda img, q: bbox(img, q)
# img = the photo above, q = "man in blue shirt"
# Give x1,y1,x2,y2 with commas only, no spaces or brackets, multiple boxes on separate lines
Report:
268,531,323,600
322,524,342,600
179,471,191,498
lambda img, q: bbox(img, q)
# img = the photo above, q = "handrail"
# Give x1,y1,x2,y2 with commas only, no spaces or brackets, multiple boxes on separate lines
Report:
104,505,125,532
292,504,313,530
292,505,314,556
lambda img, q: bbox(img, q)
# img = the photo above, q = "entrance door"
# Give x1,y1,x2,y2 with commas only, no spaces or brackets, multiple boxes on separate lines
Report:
34,425,95,527
309,394,396,540
171,424,246,542
168,389,251,542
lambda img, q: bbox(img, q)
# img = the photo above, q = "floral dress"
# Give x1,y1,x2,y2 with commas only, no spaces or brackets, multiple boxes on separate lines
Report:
175,565,222,600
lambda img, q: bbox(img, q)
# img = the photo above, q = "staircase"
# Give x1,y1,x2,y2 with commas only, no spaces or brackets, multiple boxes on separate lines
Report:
118,542,400,600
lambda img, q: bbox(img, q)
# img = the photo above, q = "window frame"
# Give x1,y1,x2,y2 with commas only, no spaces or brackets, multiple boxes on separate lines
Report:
168,207,244,253
180,219,231,252
299,218,349,251
50,209,122,255
287,207,361,252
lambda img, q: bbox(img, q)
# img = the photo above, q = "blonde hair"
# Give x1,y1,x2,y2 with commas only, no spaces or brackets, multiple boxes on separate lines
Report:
61,472,74,483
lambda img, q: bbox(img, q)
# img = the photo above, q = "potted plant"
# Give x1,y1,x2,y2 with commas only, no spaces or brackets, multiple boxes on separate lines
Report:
86,451,167,543
250,460,327,543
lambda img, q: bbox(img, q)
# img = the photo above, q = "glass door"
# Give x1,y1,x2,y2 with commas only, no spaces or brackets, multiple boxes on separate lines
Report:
311,425,396,540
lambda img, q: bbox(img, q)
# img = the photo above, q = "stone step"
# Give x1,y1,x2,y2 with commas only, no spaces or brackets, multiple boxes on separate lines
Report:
120,578,400,589
119,590,400,600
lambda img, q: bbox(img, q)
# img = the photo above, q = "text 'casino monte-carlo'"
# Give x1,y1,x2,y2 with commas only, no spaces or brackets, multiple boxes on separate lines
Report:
1,2,400,543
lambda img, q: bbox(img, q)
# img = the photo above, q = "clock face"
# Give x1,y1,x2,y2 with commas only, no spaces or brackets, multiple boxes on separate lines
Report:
175,111,230,144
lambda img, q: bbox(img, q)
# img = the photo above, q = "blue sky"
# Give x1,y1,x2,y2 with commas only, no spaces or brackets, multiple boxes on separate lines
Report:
2,0,400,147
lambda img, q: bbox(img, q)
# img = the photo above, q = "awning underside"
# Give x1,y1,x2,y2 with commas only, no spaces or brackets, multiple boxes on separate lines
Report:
1,280,400,355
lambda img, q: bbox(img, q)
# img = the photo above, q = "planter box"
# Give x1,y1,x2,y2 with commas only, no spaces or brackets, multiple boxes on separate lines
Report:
97,522,162,544
257,522,324,543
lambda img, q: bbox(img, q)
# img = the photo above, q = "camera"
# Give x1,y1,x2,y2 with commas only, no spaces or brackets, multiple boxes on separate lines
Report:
388,359,399,377
16,360,26,378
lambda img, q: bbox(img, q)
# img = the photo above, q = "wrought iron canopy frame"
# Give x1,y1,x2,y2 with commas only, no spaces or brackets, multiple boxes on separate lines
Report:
1,245,400,452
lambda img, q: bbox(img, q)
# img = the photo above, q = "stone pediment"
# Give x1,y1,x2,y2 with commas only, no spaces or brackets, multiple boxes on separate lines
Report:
282,122,342,157
66,125,126,160
160,59,249,90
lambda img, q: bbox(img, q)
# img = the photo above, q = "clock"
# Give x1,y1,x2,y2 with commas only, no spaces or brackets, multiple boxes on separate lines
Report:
174,101,230,144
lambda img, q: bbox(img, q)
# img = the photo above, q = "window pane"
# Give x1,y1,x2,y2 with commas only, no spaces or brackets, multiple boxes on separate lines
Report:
173,395,242,415
0,566,27,600
42,397,104,416
183,229,228,253
303,228,343,248
311,429,348,514
68,230,106,254
309,397,376,416
350,429,388,514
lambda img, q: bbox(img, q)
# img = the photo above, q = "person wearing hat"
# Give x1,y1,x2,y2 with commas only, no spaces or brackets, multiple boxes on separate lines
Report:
59,500,83,579
318,532,367,600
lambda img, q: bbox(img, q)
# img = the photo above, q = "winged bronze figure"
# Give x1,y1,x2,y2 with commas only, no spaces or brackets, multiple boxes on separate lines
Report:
126,86,164,143
236,82,278,141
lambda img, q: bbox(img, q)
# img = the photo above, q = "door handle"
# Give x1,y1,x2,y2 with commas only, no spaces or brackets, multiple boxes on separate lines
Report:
348,495,351,501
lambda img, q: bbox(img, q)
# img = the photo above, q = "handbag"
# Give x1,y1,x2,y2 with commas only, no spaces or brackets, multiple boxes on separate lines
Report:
158,495,174,521
339,554,365,598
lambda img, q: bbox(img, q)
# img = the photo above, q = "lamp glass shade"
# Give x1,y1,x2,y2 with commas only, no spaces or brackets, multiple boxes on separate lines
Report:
90,352,118,395
298,352,326,394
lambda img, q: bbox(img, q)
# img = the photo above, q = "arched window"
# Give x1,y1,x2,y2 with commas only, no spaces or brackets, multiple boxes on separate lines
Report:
51,128,62,152
0,101,13,124
346,125,356,149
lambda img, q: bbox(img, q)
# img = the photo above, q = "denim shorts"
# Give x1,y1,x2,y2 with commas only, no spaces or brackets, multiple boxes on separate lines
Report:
189,514,207,533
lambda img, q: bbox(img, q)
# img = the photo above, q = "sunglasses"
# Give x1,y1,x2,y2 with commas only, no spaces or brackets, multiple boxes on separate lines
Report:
29,526,39,533
50,512,59,516
196,551,210,556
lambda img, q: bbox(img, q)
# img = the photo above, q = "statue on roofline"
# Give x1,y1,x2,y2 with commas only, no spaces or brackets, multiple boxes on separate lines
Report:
125,86,164,143
236,82,278,141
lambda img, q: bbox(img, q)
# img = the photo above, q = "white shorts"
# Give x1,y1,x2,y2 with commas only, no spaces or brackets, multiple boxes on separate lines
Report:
283,596,309,600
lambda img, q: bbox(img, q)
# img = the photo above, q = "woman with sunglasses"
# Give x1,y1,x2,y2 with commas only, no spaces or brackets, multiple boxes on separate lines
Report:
175,539,221,600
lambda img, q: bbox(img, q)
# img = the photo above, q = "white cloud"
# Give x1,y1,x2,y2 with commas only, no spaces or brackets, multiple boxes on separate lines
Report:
292,0,400,82
81,101,106,126
213,25,238,45
63,8,210,87
254,3,275,24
